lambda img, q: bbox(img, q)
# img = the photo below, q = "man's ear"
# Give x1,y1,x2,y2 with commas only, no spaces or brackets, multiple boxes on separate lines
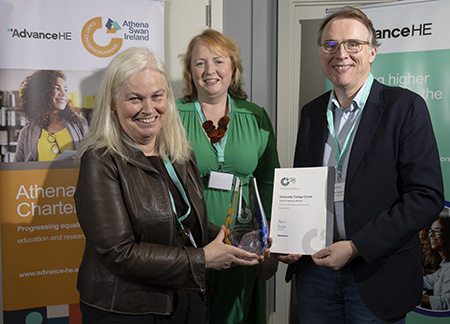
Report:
369,46,377,64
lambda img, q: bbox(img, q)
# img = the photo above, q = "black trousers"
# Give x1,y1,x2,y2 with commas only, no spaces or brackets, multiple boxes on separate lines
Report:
80,291,205,324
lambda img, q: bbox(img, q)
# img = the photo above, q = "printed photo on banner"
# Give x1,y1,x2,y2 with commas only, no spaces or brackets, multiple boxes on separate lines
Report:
1,70,90,163
417,204,450,314
0,0,164,164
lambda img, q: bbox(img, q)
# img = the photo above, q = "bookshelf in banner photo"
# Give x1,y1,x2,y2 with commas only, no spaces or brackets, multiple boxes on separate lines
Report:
0,91,25,163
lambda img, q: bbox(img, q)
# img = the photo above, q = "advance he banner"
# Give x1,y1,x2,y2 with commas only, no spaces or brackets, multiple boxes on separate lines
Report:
361,0,450,322
0,162,83,322
0,0,164,323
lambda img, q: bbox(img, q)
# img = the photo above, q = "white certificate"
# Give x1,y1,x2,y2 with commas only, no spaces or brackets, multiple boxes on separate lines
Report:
269,166,334,255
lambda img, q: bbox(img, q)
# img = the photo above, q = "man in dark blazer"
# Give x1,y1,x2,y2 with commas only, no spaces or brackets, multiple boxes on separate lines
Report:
276,6,444,323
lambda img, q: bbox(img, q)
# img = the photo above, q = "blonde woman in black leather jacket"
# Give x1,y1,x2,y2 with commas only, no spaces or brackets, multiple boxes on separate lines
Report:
74,47,265,324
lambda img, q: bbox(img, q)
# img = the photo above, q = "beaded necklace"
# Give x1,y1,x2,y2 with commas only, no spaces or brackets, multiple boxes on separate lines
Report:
202,115,230,144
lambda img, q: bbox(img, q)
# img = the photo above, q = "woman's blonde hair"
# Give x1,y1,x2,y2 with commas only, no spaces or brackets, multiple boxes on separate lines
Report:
179,29,247,102
77,47,191,163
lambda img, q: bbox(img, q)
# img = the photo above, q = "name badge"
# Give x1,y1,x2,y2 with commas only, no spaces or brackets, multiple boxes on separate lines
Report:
334,182,345,202
208,171,234,191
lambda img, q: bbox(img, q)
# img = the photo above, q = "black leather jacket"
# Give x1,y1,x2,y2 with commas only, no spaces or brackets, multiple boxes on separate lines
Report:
74,147,218,315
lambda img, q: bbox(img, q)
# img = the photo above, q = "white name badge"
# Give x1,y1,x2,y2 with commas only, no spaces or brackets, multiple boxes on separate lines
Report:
208,171,234,191
334,182,345,202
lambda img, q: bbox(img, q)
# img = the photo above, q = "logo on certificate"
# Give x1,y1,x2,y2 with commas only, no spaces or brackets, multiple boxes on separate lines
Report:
280,177,296,187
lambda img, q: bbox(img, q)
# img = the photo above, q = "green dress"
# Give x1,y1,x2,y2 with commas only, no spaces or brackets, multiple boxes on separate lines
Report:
176,96,280,324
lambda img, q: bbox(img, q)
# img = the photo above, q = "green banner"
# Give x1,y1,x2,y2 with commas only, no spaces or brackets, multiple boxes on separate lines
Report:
366,0,450,321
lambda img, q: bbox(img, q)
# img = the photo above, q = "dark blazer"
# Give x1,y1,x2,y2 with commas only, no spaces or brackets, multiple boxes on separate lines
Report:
287,79,444,321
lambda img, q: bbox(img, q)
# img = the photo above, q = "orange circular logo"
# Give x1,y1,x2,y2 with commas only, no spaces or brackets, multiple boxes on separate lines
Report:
81,17,123,58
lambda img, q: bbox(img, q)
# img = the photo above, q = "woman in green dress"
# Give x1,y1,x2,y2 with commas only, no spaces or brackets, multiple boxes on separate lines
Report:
176,29,280,324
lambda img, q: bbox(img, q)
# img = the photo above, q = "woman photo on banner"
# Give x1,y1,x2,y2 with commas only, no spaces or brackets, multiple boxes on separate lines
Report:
176,29,280,324
14,70,88,162
74,47,267,324
420,206,450,310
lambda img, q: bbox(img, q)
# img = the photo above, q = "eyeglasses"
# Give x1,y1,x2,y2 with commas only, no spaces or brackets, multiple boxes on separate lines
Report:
320,39,370,54
47,132,61,154
428,228,442,237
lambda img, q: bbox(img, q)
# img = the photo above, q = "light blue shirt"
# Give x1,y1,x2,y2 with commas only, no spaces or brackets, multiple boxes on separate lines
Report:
323,76,372,240
424,261,450,310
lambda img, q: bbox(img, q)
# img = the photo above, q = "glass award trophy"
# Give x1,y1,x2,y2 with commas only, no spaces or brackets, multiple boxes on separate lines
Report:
224,177,269,255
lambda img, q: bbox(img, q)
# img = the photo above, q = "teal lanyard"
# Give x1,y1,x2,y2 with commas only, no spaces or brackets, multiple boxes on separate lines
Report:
326,74,374,176
163,159,191,230
194,94,231,165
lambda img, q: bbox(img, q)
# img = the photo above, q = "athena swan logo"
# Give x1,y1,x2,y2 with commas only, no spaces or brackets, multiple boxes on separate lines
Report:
81,17,123,58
